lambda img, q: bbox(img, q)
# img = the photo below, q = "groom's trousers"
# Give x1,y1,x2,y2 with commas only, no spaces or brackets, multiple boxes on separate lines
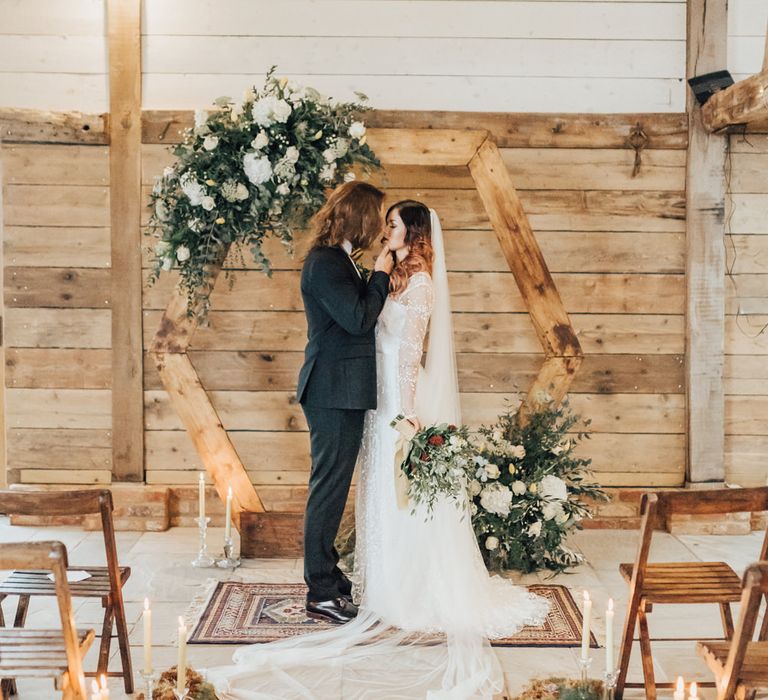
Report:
302,404,366,601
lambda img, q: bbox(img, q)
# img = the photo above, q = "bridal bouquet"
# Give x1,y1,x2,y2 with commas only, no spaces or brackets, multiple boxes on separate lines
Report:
470,395,607,574
390,415,476,515
146,66,380,319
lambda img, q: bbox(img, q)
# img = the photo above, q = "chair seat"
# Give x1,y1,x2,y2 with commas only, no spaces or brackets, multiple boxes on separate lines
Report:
619,561,742,603
0,627,95,678
697,640,768,685
0,566,130,599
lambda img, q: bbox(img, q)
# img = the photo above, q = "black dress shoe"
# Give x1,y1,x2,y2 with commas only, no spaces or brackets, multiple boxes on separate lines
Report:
306,597,359,624
337,574,353,597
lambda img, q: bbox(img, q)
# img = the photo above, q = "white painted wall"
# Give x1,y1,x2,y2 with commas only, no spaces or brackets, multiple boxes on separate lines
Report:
2,0,763,114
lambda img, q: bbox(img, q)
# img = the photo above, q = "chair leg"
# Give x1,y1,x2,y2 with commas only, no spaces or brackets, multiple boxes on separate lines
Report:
719,603,735,640
616,595,641,700
637,605,657,700
1,595,31,698
112,596,134,693
759,594,768,641
97,602,114,681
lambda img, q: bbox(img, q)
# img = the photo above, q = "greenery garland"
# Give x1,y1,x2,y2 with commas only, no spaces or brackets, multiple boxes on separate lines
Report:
146,68,380,319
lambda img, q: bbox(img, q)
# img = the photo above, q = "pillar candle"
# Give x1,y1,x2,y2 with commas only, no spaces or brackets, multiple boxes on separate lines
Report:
689,682,698,700
177,616,188,694
581,591,592,661
198,472,206,521
605,598,614,672
673,677,685,700
91,680,101,700
143,598,152,675
99,674,109,699
225,486,233,540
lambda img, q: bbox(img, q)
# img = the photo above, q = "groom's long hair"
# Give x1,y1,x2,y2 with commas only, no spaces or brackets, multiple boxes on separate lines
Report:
308,181,385,251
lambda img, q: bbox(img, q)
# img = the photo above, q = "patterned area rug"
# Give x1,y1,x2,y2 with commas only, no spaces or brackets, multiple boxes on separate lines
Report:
188,582,599,648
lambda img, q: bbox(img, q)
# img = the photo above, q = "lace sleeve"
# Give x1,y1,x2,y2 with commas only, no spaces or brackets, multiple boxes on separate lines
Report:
398,273,434,417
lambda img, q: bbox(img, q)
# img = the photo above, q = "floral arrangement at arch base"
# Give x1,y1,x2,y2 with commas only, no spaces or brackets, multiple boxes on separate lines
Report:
146,67,380,319
470,394,608,575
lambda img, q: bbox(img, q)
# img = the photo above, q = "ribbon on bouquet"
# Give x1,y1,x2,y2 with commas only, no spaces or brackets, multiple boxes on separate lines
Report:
391,416,419,511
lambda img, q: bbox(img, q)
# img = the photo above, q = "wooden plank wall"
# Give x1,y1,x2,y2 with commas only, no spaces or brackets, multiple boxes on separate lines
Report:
0,0,685,114
138,111,689,509
2,124,113,486
724,131,768,486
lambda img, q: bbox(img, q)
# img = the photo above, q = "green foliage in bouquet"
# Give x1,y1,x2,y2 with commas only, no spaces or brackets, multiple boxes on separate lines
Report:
470,394,608,574
146,66,380,319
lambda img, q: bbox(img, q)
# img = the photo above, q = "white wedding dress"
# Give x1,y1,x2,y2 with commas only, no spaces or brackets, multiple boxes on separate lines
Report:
209,211,548,699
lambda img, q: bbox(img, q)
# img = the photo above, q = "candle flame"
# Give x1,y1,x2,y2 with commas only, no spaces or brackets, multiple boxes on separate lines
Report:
227,485,233,498
144,597,149,611
583,590,590,603
178,615,184,626
199,472,205,482
608,598,614,612
100,674,108,689
690,681,698,698
676,676,684,692
91,680,100,692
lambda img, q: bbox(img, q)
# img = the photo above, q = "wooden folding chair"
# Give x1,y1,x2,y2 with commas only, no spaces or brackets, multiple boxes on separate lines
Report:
0,489,133,693
697,562,768,700
0,541,94,699
615,487,768,700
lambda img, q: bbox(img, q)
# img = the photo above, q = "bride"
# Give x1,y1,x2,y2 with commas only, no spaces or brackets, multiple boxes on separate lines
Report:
210,201,548,699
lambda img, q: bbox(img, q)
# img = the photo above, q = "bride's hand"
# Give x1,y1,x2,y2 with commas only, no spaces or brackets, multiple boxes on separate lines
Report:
395,245,409,262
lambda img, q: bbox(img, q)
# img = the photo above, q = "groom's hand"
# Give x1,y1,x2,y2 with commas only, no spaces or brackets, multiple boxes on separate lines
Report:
374,245,395,275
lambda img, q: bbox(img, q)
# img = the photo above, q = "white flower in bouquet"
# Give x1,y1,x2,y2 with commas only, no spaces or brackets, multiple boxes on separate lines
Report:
470,503,478,516
162,166,175,180
161,257,173,271
509,444,526,459
194,109,208,129
276,182,290,196
542,500,565,522
187,218,204,233
176,245,191,262
289,88,306,105
349,121,366,139
539,474,568,501
203,135,219,151
201,196,215,211
479,483,513,517
344,171,357,182
274,158,296,182
285,146,300,163
555,509,570,525
491,429,503,442
252,96,276,126
242,87,255,104
468,480,482,497
485,463,500,480
322,147,337,163
180,173,206,206
251,131,269,151
485,536,499,551
527,521,542,538
272,99,292,123
234,183,249,201
154,200,169,221
319,163,337,182
511,480,527,496
154,241,171,258
243,153,273,185
333,138,349,158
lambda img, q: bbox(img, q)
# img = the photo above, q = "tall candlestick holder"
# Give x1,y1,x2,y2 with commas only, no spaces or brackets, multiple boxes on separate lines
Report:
602,670,617,700
191,516,215,568
140,670,156,700
216,535,241,569
577,656,593,700
172,687,189,700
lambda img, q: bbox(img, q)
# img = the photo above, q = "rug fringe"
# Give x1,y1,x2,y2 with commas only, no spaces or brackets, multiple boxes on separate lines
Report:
176,577,220,643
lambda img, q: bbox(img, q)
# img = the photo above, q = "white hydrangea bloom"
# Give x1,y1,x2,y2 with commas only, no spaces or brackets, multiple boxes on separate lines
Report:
479,483,513,517
243,153,273,185
542,500,565,521
349,121,366,139
180,174,206,206
319,163,336,182
252,96,276,127
276,182,290,196
539,474,568,501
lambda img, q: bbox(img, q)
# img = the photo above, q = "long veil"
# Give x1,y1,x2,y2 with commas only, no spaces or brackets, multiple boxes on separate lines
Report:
207,209,510,699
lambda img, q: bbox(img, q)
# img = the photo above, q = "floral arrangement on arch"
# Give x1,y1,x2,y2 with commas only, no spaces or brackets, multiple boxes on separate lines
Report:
146,67,380,318
469,394,608,574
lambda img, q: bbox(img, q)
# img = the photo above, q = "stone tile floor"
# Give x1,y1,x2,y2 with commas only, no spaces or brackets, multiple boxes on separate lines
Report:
0,518,765,699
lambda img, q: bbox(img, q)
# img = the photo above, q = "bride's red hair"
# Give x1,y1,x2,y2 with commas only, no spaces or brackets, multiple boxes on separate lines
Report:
386,200,434,296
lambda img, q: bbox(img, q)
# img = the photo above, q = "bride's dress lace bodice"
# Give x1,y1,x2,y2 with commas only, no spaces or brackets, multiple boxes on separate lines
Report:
354,272,548,638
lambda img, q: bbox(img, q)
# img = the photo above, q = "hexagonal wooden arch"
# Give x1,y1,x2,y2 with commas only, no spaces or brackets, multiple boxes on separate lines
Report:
150,128,583,527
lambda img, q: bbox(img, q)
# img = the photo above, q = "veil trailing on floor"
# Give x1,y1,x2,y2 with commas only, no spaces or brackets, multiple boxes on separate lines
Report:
207,209,539,699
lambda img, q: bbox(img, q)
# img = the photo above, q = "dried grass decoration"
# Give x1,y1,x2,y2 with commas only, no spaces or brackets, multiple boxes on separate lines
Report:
512,677,604,700
136,666,218,700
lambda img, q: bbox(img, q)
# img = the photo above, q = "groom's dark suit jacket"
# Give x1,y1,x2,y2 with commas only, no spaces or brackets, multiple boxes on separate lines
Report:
297,245,390,409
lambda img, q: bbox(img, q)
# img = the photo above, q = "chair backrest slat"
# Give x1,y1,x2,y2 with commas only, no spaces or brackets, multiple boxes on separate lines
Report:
0,489,106,517
651,487,768,527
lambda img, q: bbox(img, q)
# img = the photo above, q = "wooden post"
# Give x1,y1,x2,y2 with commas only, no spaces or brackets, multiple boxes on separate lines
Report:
107,0,144,481
686,0,727,484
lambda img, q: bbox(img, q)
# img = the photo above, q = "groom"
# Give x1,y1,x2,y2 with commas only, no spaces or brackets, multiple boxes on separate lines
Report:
297,181,394,624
